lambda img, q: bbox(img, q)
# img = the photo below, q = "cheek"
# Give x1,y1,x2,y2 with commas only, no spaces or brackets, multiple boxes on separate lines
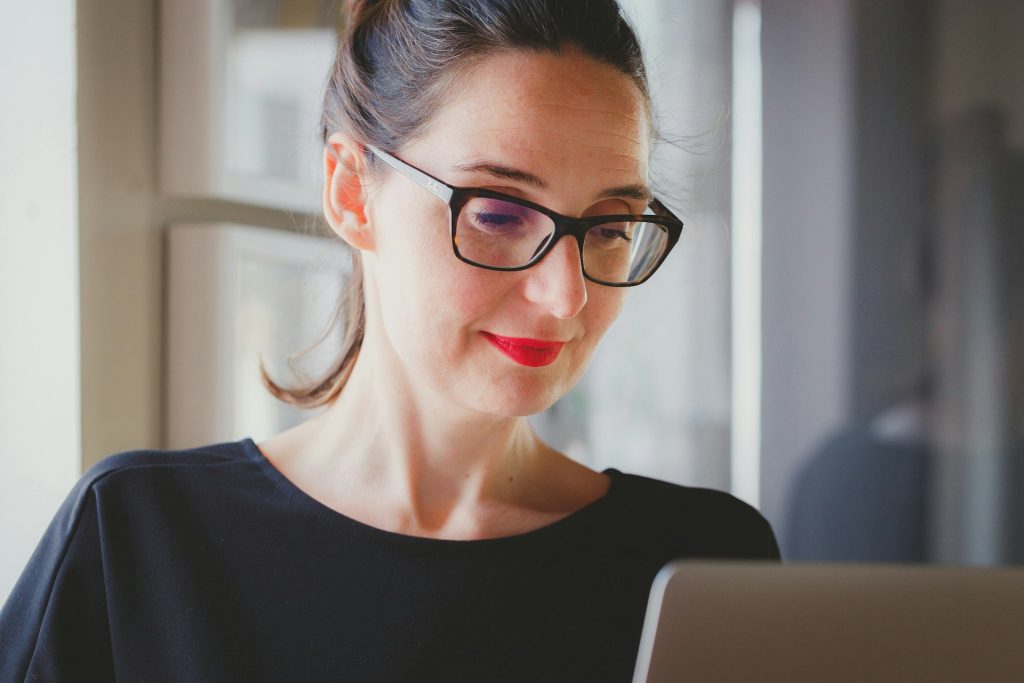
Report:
564,287,624,380
374,211,497,361
584,285,627,340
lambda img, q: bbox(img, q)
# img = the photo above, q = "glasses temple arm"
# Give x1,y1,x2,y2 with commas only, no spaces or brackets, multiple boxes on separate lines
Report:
649,197,682,222
368,145,454,203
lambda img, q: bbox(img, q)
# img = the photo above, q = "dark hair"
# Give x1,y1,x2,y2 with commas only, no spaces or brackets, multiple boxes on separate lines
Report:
262,0,651,408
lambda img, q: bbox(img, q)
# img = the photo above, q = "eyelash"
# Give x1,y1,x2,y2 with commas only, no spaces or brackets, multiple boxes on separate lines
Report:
473,211,520,226
594,226,632,242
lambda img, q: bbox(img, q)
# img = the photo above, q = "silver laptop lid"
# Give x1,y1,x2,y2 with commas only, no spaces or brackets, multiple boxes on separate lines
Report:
633,561,1024,683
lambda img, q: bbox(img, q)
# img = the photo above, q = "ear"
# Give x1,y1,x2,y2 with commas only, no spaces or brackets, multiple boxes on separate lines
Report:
323,131,375,251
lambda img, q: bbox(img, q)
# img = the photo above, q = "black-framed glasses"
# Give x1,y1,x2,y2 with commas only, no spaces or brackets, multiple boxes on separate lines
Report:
367,146,684,287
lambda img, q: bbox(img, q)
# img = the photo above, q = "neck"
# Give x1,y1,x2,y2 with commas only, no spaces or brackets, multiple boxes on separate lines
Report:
299,330,550,531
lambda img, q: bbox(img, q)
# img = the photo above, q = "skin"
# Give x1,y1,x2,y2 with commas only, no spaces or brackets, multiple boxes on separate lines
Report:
257,46,652,540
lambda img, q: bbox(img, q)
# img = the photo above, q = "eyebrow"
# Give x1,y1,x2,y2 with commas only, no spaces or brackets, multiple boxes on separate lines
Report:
451,160,654,204
599,182,654,203
452,161,545,188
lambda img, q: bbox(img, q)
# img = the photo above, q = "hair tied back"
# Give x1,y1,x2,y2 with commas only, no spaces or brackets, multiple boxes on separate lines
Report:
347,0,384,23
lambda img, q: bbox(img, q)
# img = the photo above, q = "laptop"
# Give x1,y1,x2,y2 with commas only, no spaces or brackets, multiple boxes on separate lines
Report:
632,560,1024,682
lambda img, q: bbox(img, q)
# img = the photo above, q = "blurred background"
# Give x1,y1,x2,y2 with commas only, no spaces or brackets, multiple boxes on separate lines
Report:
2,0,1022,603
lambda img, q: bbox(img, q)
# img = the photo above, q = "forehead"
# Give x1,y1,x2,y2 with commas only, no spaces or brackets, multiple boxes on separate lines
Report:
412,47,652,186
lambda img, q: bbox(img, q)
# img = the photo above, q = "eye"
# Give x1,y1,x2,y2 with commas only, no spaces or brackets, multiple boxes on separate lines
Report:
471,210,523,231
462,197,541,234
599,227,632,241
587,222,634,249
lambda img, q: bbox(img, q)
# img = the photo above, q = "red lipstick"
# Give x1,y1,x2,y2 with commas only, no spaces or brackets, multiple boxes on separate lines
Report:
481,332,565,367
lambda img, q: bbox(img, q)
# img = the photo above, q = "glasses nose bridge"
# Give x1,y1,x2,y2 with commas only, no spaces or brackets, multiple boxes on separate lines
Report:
528,215,591,283
548,215,590,257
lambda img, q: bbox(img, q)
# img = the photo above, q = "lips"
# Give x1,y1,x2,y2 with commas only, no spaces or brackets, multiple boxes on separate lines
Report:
480,332,565,367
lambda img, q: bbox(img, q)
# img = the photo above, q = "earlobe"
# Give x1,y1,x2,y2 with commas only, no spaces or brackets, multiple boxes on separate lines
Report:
323,132,375,252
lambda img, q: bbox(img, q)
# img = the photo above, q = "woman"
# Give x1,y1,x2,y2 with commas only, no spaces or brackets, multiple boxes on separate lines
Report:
0,0,780,680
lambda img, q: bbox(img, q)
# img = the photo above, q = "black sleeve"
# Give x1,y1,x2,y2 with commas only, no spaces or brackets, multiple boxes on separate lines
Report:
755,510,784,562
0,479,115,681
727,496,783,562
671,486,784,563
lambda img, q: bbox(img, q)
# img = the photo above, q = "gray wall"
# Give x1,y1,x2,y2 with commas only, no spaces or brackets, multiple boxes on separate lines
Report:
849,0,931,423
760,0,855,548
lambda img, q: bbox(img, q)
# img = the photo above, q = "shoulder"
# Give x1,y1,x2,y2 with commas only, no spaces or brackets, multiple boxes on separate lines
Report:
0,440,250,676
26,439,256,568
58,439,253,522
610,469,765,523
609,469,782,561
81,438,250,487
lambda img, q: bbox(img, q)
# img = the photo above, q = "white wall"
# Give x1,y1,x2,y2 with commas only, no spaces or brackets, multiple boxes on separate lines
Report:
75,0,314,473
0,2,81,603
77,0,162,471
0,0,324,605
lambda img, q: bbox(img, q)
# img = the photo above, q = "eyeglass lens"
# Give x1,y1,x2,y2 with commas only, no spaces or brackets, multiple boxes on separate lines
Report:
454,197,670,284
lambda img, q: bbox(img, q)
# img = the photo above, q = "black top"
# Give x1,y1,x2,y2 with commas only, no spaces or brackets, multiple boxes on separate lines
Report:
1,438,781,682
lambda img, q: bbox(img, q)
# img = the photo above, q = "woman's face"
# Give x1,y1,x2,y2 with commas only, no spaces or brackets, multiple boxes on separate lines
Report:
361,47,652,418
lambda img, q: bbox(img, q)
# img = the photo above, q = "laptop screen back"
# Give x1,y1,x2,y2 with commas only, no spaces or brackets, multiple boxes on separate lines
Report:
633,561,1024,683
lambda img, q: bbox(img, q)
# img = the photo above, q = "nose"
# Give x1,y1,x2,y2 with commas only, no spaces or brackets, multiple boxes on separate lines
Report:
521,234,588,318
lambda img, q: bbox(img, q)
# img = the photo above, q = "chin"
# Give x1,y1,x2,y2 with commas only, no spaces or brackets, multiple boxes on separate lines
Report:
464,374,571,418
